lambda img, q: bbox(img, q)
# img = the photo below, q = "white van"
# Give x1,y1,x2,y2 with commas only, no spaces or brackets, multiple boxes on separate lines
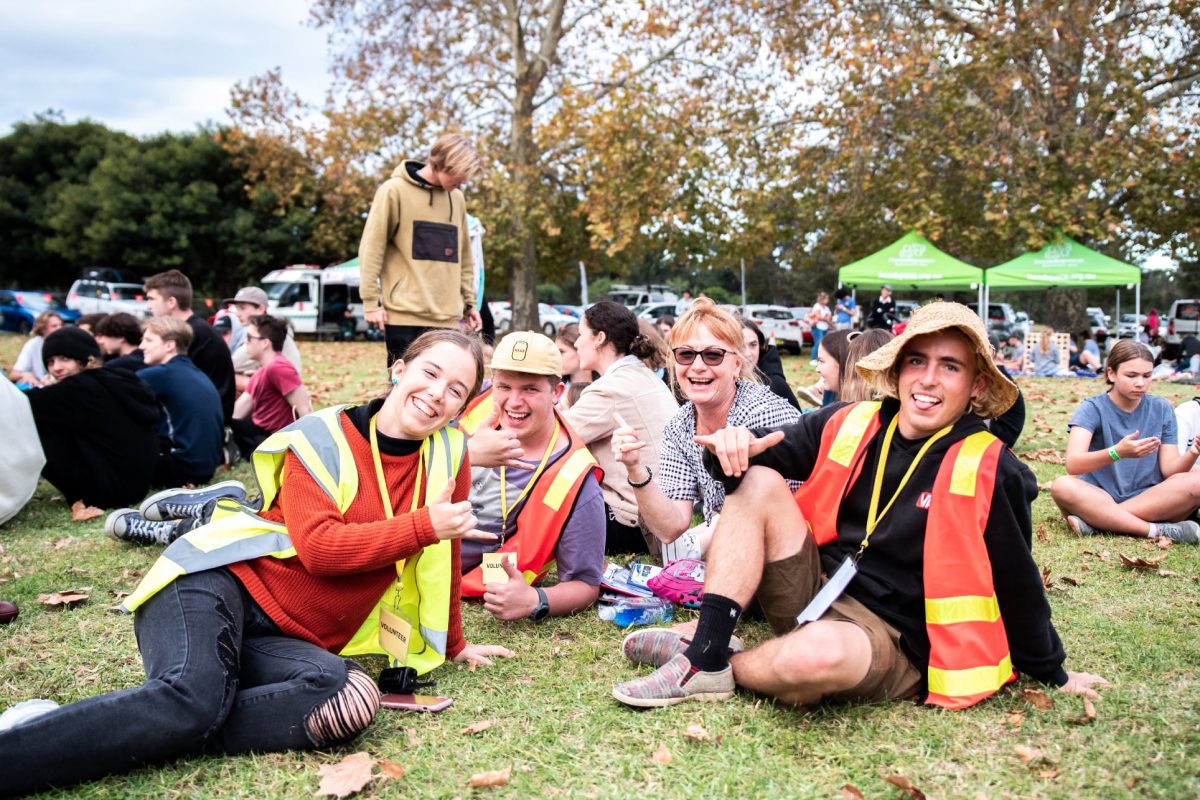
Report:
261,263,368,337
1166,299,1200,343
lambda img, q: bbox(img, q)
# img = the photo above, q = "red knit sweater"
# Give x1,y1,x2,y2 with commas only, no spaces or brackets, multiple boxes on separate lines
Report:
229,414,467,658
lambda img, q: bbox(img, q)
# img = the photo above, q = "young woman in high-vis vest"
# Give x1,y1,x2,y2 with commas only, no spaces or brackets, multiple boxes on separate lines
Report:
0,330,511,797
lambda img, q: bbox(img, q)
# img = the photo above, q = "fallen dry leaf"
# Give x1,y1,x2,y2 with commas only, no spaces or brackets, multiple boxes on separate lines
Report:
1119,553,1167,570
1039,768,1061,780
1019,448,1064,465
53,537,74,549
1060,576,1079,586
1070,697,1098,725
466,767,511,788
1005,710,1026,728
1126,777,1141,789
1021,688,1054,711
462,719,497,735
69,501,103,522
1034,522,1050,542
684,723,710,742
378,760,406,779
37,588,90,609
1014,745,1044,765
651,742,672,764
841,784,865,799
315,752,375,798
406,730,422,748
1157,569,1177,578
1156,536,1174,549
884,774,927,799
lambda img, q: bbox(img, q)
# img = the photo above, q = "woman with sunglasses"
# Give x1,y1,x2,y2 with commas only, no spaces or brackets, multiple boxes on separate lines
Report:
565,301,680,553
612,299,800,561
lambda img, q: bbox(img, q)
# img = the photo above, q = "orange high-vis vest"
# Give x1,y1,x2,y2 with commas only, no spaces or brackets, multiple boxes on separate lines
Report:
793,402,1016,710
457,389,603,596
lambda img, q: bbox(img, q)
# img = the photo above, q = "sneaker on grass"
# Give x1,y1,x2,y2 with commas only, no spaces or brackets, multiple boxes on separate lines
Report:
1066,515,1105,537
0,699,59,732
612,653,734,708
622,628,744,668
139,480,247,521
105,510,179,546
1157,520,1200,545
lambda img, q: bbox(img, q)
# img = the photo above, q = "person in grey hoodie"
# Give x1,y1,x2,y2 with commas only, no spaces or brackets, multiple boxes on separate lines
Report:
358,133,484,367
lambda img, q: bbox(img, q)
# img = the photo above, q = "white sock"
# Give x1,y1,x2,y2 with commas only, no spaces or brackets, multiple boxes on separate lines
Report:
1148,523,1158,538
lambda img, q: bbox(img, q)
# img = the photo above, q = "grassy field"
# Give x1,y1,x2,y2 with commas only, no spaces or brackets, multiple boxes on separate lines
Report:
1,333,1198,799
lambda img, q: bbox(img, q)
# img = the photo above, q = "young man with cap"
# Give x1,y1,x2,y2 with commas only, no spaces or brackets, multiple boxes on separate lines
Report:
456,331,606,621
612,302,1107,709
865,284,897,330
25,327,160,508
224,286,303,391
144,269,235,420
358,133,484,367
229,314,312,459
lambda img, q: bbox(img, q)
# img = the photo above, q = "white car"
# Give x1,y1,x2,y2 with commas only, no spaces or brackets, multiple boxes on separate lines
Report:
67,278,151,319
489,301,576,337
633,302,679,322
741,304,806,354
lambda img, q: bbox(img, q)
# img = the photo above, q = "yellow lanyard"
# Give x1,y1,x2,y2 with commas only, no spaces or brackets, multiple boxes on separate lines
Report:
499,420,560,537
861,416,952,555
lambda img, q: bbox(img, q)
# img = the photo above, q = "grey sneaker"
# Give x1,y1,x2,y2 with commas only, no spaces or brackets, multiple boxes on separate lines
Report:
105,509,179,546
1157,520,1200,545
622,628,745,668
612,653,735,708
1066,515,1103,537
0,699,59,732
139,480,247,521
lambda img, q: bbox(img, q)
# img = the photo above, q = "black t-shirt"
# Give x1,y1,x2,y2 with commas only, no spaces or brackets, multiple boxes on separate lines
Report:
186,314,236,421
707,398,1068,688
345,398,422,456
867,297,897,329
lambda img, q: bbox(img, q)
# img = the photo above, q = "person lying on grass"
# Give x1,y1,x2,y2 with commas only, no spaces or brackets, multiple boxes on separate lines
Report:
0,330,512,798
610,302,1108,709
1051,339,1200,544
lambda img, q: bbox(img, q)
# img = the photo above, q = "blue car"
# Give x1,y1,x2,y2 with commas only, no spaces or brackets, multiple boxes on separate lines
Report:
0,290,81,334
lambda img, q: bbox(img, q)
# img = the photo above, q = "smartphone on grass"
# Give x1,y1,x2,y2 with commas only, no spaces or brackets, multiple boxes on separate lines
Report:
380,694,453,712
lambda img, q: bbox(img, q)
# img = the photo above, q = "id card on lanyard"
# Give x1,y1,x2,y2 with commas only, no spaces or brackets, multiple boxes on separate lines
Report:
371,416,423,665
794,416,950,627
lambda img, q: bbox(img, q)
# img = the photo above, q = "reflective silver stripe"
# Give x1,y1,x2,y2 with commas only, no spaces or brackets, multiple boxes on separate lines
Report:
420,625,448,655
437,428,452,477
163,530,296,573
257,407,348,506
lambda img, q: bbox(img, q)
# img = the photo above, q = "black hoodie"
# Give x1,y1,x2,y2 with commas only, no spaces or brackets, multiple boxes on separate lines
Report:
27,367,161,508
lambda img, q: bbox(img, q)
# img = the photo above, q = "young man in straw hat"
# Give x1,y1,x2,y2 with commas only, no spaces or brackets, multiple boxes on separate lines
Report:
612,302,1108,709
457,331,606,621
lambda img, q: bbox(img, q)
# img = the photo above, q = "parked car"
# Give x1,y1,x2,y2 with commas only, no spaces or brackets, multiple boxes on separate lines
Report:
1088,310,1108,341
489,301,576,337
0,290,82,334
740,304,806,354
67,277,151,318
633,301,679,322
966,302,1018,339
553,304,583,319
1166,299,1200,344
1013,311,1034,339
1117,314,1146,339
605,283,678,308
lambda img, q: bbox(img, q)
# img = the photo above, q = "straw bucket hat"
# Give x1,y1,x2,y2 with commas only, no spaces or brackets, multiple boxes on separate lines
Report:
854,302,1018,419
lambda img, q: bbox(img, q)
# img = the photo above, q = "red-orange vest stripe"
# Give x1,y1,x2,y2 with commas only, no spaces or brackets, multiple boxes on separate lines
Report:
458,390,602,597
793,403,1014,709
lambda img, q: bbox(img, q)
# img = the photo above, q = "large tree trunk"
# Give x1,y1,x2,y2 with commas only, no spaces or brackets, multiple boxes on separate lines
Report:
1043,288,1088,334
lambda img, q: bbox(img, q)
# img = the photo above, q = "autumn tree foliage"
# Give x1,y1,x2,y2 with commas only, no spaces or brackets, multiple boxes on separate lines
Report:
225,0,785,328
761,0,1200,327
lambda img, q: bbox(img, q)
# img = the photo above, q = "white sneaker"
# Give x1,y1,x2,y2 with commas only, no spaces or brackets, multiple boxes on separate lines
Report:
0,699,59,732
661,531,704,563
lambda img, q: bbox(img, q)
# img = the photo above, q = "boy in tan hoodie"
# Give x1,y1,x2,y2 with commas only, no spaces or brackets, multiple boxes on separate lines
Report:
358,133,484,365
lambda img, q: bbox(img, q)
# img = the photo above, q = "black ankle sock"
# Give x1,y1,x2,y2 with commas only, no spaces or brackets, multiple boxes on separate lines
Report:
683,593,742,672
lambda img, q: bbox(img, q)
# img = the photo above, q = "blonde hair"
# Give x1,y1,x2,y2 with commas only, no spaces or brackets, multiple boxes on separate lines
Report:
840,328,893,402
668,298,756,393
143,316,193,351
428,133,483,180
32,311,63,338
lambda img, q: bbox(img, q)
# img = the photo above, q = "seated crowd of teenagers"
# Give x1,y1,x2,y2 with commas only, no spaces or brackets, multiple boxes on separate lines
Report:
21,296,1200,795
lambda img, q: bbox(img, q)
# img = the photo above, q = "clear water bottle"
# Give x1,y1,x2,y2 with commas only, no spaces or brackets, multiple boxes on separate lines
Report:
598,596,673,628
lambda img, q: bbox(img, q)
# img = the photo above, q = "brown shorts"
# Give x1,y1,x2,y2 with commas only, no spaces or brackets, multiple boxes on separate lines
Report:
755,541,922,704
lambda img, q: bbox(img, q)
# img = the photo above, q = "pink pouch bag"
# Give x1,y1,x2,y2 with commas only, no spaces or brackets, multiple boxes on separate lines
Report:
647,559,706,608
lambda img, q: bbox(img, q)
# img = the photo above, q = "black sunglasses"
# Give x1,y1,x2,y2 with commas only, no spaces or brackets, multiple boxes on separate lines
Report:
672,346,734,366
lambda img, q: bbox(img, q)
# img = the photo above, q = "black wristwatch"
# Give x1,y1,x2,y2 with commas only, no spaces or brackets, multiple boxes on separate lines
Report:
628,466,653,489
529,586,550,622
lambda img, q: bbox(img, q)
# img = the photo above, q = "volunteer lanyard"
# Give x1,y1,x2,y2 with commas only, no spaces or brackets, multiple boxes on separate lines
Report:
499,420,560,539
859,415,952,557
369,415,426,521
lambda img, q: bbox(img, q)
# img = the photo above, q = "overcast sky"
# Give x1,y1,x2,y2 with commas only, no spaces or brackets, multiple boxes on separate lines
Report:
0,0,330,136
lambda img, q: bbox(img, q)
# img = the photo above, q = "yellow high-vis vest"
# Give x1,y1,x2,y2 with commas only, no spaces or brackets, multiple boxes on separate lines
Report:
121,405,466,675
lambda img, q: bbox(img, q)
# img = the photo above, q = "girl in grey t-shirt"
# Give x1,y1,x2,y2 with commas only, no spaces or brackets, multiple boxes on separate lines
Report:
1050,340,1200,544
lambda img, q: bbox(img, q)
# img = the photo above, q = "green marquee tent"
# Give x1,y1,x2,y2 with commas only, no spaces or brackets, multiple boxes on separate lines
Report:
837,231,984,291
984,237,1141,290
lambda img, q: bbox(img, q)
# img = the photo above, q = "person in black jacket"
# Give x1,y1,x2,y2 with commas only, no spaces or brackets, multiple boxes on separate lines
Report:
613,302,1107,710
25,327,161,508
736,315,800,410
144,270,235,420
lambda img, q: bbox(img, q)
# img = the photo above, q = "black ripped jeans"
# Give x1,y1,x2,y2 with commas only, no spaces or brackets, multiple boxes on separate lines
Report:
0,569,363,797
